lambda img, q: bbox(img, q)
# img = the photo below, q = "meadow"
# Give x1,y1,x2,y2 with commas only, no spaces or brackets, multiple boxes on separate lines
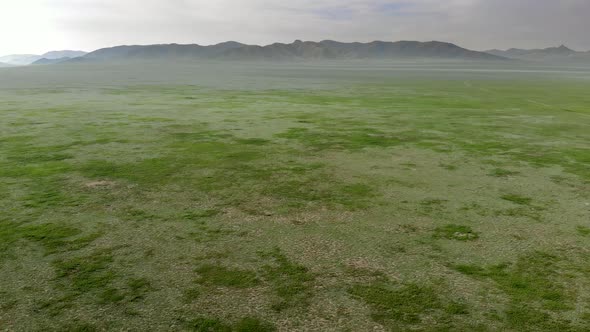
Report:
0,61,589,331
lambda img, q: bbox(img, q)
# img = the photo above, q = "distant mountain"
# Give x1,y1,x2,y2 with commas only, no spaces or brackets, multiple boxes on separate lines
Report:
81,42,247,61
41,50,87,59
72,40,505,63
485,45,590,62
32,57,72,65
0,50,87,65
221,40,506,60
0,62,13,67
0,54,42,65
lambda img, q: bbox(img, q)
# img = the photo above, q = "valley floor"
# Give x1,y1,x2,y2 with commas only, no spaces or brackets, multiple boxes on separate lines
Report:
1,62,589,331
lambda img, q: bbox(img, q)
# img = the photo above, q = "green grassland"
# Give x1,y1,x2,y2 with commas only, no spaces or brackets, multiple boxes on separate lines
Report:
0,62,589,331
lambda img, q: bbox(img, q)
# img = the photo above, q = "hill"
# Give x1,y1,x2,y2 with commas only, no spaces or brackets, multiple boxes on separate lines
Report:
486,45,590,62
81,42,246,61
0,54,42,65
41,50,87,59
0,50,87,65
74,40,506,62
221,40,506,60
32,57,72,65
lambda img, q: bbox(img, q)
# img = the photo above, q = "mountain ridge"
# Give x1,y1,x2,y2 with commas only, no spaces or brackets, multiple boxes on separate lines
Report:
32,57,73,65
41,50,87,59
485,45,590,62
72,40,507,62
0,54,42,65
0,50,87,65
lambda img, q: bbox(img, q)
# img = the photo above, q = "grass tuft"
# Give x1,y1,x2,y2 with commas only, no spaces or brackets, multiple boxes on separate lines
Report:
349,280,467,329
186,316,275,332
53,249,116,294
195,264,260,288
576,225,590,237
0,221,98,262
489,168,520,177
433,224,479,241
454,251,576,329
259,247,314,311
187,317,232,332
501,194,533,205
234,317,276,332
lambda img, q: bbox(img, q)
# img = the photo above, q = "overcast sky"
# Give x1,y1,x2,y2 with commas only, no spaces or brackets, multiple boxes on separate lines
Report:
1,0,589,55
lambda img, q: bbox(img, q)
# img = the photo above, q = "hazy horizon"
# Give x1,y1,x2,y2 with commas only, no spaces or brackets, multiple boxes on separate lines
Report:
2,40,590,59
1,0,589,55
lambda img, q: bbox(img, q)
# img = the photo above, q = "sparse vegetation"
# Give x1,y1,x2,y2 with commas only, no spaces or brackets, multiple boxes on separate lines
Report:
234,317,276,332
454,251,580,330
187,317,232,332
501,194,533,205
53,249,116,294
577,225,590,236
349,280,469,330
186,316,275,332
1,62,589,330
195,264,260,288
260,248,315,311
489,168,520,177
433,224,480,241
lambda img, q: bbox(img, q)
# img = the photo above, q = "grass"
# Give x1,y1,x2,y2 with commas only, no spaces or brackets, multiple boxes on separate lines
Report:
454,251,579,330
501,194,533,205
195,264,260,288
53,249,116,294
260,247,315,311
234,317,276,332
1,61,589,330
0,221,98,262
489,168,520,177
349,279,469,330
183,288,201,303
433,224,480,241
187,317,231,332
576,225,590,236
275,127,409,151
187,316,275,332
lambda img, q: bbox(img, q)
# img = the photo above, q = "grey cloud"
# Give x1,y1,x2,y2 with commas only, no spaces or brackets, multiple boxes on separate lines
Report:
7,0,590,54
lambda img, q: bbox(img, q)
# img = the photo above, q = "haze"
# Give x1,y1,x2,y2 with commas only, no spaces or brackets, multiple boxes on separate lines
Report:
2,0,590,55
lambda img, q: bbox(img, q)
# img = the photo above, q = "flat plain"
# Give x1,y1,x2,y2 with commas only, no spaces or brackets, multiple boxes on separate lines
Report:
0,61,589,331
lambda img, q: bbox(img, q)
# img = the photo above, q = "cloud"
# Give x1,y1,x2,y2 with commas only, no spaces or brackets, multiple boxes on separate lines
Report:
1,0,589,54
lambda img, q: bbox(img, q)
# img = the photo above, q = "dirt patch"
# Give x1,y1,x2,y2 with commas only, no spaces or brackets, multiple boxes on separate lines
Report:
85,180,116,189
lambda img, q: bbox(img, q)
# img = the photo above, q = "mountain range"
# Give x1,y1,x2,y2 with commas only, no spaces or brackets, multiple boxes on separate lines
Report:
485,45,590,62
70,40,505,62
2,42,590,66
0,54,43,65
0,50,87,65
32,57,75,65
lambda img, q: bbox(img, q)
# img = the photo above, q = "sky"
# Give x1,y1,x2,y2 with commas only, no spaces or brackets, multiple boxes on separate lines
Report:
1,0,589,55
